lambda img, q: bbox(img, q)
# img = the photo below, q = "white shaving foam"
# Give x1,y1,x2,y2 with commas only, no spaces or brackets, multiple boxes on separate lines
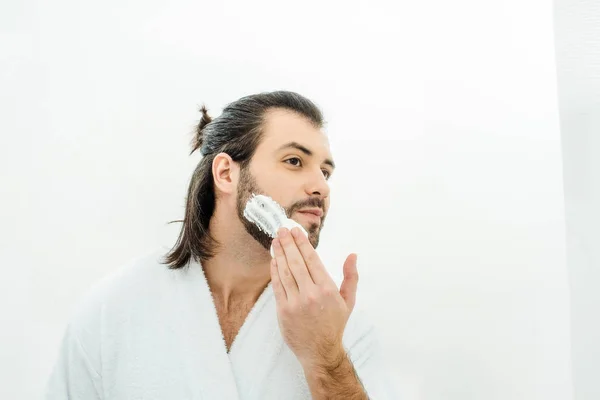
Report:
243,193,309,257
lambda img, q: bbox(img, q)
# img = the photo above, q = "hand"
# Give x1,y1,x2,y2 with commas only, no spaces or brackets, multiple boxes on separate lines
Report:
270,227,359,369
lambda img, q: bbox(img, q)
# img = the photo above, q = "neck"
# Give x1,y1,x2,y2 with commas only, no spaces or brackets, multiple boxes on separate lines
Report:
201,206,273,309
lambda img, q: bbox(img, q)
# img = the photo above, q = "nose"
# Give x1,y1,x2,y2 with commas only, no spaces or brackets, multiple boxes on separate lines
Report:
304,167,331,198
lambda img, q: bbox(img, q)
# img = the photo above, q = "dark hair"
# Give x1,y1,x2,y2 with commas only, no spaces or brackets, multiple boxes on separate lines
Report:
163,91,324,269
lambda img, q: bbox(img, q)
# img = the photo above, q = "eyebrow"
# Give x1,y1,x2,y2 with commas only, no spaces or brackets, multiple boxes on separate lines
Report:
278,141,336,169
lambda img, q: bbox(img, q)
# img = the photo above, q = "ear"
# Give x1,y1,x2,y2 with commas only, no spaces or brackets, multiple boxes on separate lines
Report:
212,152,239,195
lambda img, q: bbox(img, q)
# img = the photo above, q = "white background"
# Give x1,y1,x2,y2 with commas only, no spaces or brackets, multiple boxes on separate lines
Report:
1,0,591,399
555,0,600,399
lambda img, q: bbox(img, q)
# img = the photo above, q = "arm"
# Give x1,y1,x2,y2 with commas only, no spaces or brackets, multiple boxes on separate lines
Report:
303,346,369,400
270,227,399,399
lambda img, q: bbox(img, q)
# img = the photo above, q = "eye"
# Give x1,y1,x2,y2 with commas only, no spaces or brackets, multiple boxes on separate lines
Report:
285,157,332,180
284,157,302,167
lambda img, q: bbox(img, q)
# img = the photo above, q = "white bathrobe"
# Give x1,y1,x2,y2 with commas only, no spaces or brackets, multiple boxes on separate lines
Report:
45,251,398,399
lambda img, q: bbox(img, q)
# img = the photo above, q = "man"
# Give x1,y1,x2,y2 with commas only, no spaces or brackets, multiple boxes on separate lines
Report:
45,91,397,399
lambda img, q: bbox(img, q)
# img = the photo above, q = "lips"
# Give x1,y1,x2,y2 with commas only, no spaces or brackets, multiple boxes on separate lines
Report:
297,208,323,218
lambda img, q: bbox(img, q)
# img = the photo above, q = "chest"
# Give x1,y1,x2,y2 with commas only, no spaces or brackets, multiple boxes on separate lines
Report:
102,287,312,399
215,300,254,352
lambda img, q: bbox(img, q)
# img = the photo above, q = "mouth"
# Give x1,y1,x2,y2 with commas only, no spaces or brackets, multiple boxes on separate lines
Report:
296,210,322,225
297,208,323,218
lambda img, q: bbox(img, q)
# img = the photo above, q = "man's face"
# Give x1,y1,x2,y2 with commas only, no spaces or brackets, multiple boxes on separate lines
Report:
236,109,334,251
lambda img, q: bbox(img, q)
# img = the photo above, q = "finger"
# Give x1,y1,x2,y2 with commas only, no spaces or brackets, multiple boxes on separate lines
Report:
291,227,332,286
277,228,315,292
339,253,359,312
270,257,287,301
272,238,299,298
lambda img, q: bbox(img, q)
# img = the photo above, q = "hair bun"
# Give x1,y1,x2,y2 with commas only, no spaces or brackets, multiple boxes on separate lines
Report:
191,104,212,155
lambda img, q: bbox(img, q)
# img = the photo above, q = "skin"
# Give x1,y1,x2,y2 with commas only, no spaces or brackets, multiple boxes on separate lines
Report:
201,108,367,399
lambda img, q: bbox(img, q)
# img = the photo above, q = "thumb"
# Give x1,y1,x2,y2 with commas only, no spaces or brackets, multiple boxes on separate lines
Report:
339,253,359,312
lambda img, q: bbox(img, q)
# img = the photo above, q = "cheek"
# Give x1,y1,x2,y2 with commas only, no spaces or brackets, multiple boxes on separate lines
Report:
259,178,294,203
264,171,294,191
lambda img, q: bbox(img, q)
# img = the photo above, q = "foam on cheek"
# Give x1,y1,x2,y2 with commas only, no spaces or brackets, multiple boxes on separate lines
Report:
243,193,309,257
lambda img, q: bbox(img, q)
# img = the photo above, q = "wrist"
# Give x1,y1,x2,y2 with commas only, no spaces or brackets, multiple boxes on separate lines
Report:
302,347,369,400
302,345,347,373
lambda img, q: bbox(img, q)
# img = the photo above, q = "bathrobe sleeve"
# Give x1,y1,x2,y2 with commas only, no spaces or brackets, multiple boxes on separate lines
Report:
44,287,105,400
44,325,104,400
345,310,401,399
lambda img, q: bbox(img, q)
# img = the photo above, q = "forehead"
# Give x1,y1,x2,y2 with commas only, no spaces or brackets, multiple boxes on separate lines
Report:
257,108,332,156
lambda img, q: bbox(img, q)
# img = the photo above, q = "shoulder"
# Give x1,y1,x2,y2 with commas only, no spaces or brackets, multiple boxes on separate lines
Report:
344,305,402,398
65,250,178,335
343,304,380,361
